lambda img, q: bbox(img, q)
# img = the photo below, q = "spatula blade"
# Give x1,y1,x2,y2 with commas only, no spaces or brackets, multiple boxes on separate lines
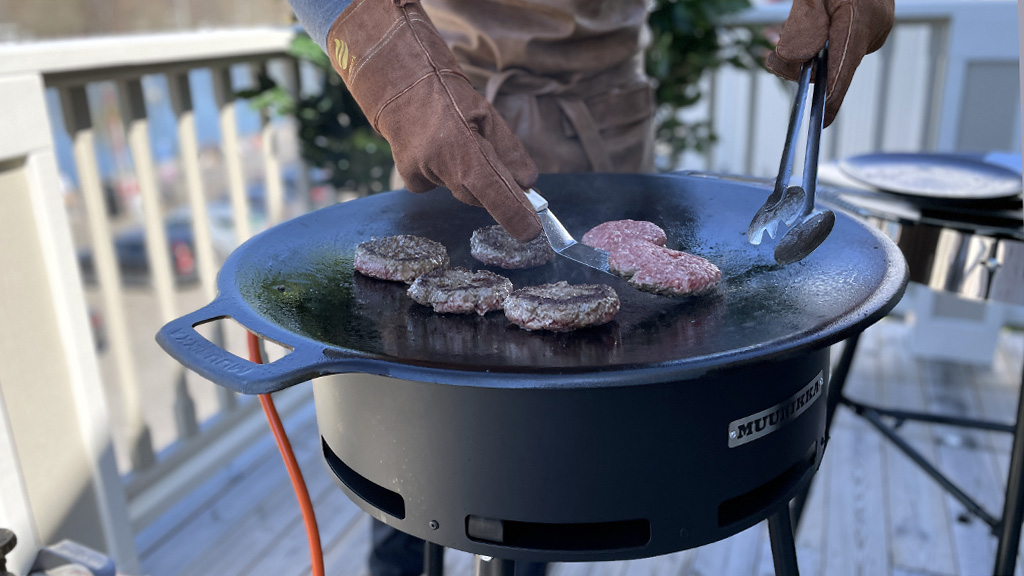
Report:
526,188,615,277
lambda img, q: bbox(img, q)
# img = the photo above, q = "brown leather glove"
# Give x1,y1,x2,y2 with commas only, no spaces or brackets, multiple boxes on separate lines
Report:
326,0,541,241
766,0,894,127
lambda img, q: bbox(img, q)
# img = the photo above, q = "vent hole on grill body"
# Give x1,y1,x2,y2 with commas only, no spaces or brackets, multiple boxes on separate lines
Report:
466,515,651,552
717,441,817,527
322,437,406,519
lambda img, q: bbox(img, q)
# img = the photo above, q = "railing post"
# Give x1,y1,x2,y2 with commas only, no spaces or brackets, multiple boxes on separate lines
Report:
116,78,178,323
60,84,157,471
168,71,220,302
258,61,287,226
167,70,237,414
743,67,759,176
118,76,207,442
212,65,253,243
284,57,314,210
0,377,40,576
1,72,139,573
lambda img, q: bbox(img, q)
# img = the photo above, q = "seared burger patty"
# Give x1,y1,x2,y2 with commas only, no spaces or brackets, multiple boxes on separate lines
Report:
470,225,555,269
408,267,513,315
504,281,620,332
354,235,450,283
581,220,667,251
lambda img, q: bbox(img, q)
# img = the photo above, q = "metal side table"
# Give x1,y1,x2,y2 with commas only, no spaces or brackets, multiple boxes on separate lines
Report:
792,154,1024,575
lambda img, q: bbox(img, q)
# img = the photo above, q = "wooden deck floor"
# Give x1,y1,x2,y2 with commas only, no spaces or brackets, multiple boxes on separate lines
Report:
137,317,1024,576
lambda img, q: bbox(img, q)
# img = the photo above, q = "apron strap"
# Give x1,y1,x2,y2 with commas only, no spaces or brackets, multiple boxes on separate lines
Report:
484,69,520,104
483,67,616,173
556,97,613,172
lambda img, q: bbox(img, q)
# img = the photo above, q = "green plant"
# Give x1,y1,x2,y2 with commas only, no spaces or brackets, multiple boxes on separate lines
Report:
240,34,394,195
646,0,772,169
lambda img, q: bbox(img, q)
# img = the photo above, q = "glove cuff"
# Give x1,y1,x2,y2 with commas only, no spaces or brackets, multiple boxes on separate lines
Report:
325,0,470,132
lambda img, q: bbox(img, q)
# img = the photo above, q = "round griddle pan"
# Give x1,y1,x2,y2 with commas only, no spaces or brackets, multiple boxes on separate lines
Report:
157,172,908,395
838,152,1023,202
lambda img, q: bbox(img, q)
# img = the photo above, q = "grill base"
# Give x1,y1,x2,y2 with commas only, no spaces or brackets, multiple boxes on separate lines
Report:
314,347,829,562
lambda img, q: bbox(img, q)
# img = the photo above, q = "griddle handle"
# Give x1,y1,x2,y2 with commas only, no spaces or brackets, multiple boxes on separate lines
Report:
156,299,332,395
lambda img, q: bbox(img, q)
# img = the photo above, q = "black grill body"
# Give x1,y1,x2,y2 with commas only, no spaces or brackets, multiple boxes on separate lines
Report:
315,347,828,563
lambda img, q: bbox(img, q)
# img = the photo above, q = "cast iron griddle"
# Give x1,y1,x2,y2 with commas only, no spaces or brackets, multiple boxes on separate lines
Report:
157,172,907,394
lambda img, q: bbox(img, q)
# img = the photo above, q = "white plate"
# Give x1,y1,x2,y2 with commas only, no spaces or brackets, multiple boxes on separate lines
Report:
838,153,1022,201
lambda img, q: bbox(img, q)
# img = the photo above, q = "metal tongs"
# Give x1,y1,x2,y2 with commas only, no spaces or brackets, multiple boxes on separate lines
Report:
524,188,614,276
747,47,835,265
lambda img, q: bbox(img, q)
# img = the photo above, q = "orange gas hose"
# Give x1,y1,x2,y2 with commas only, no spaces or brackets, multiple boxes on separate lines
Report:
248,331,325,576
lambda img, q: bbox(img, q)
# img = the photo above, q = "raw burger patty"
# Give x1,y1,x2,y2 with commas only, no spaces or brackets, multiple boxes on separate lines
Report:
581,220,667,251
470,225,555,269
354,235,450,283
607,241,667,277
407,267,513,315
617,243,722,296
504,281,620,332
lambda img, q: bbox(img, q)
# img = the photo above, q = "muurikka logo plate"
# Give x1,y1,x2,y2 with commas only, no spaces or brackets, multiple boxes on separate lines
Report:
727,371,824,448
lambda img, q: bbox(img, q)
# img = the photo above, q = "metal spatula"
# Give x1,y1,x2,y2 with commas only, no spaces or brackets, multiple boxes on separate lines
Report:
747,48,835,265
525,188,614,276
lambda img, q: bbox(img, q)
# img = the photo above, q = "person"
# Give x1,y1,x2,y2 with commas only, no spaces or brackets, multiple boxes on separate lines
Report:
286,0,895,574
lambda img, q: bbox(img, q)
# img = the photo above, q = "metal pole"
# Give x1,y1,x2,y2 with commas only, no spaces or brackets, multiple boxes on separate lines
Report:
768,506,801,576
842,399,1014,433
857,404,1000,529
792,334,861,527
993,362,1024,575
826,334,860,430
473,555,516,576
425,542,445,576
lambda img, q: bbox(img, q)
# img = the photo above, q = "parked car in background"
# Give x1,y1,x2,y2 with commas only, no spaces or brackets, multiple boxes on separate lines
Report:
76,186,272,287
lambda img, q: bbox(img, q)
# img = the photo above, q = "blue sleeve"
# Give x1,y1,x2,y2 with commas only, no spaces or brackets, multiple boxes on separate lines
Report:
288,0,356,51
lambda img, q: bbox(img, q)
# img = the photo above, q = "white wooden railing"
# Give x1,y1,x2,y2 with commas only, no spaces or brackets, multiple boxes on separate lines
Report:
0,1,1018,574
684,0,1021,177
0,28,320,574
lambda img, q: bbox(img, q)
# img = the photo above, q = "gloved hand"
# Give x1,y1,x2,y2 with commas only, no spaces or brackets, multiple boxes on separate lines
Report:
326,0,541,241
766,0,895,127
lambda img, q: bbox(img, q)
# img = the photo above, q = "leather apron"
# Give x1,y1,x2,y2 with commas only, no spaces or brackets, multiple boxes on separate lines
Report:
420,0,655,174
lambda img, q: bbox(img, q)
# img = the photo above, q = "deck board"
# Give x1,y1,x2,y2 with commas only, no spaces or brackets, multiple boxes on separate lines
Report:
878,325,958,575
139,319,1024,576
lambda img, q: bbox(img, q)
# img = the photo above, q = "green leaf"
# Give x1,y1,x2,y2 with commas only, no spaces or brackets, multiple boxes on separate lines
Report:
646,0,766,169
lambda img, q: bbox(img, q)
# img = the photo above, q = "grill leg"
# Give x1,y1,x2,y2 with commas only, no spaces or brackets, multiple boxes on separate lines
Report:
769,506,800,576
425,542,445,576
473,555,515,576
791,334,861,528
994,362,1024,576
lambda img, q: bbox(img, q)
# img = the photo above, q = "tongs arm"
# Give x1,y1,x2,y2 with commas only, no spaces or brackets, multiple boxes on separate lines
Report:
800,47,828,217
775,60,815,209
746,47,831,259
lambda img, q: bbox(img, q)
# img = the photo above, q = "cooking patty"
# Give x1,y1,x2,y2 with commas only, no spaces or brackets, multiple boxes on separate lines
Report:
354,235,450,283
407,267,513,315
584,220,720,297
607,241,665,277
581,220,667,251
619,243,722,296
504,281,620,332
470,225,555,269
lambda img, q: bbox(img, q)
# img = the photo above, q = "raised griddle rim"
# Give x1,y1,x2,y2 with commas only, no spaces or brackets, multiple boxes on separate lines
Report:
157,173,908,395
